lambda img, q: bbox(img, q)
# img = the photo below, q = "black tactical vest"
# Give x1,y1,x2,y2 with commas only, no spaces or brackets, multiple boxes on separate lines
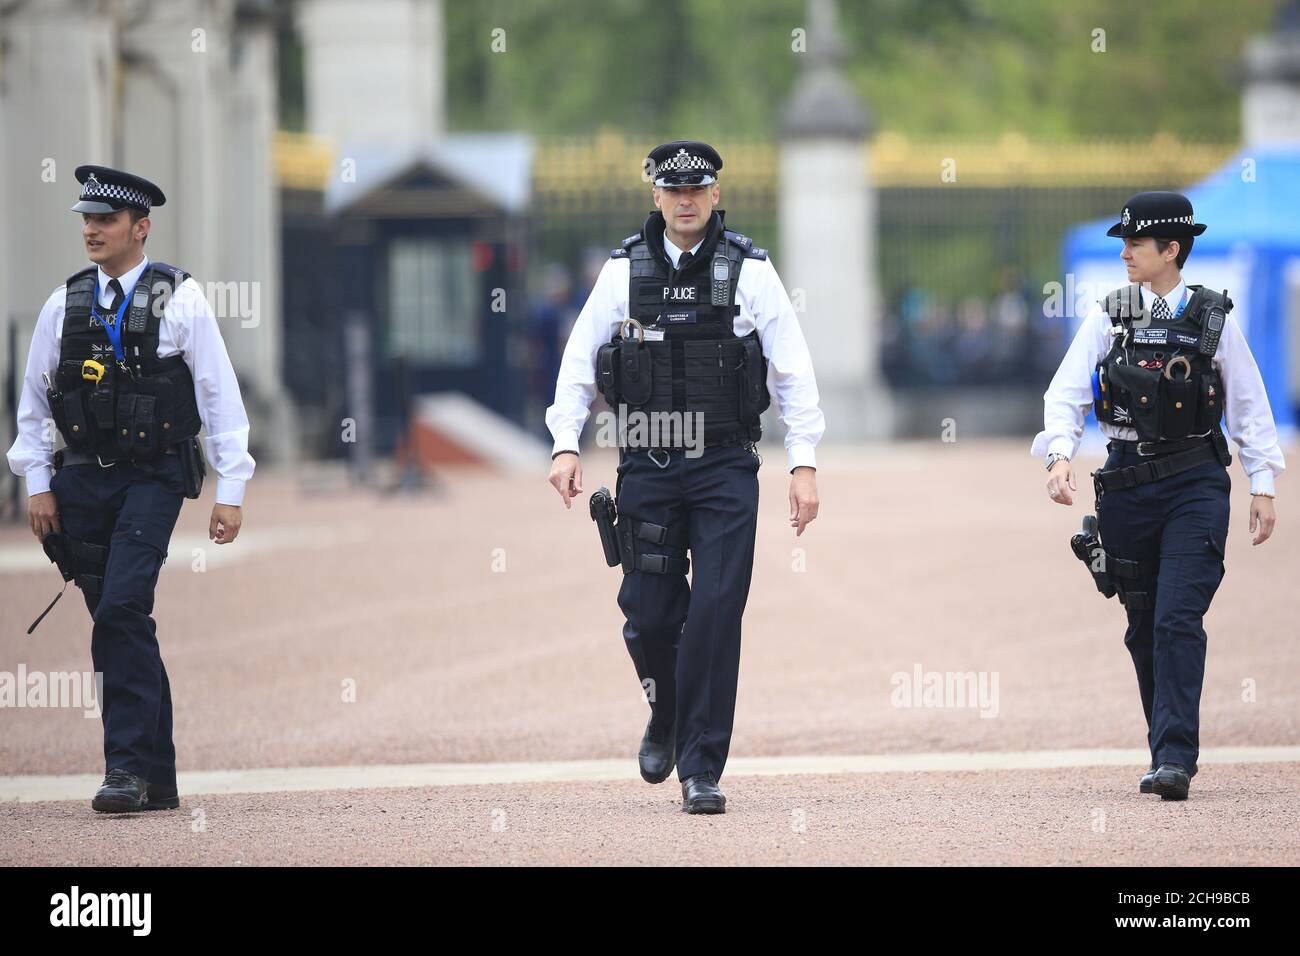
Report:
596,211,771,449
1093,283,1229,443
49,262,203,461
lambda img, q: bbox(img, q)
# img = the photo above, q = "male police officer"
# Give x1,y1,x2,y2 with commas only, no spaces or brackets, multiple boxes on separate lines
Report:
1034,191,1284,800
6,166,255,812
546,141,824,814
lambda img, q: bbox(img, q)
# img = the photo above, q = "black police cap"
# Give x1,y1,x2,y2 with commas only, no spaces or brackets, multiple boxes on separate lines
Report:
1106,191,1206,239
647,140,723,186
71,165,167,215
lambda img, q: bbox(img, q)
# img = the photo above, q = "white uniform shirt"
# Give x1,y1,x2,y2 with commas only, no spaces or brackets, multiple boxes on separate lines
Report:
546,230,826,473
1031,278,1285,496
6,256,256,505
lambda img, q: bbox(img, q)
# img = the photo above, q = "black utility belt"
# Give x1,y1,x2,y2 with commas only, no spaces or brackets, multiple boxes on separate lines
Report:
624,432,752,449
54,444,178,469
1105,433,1216,457
1094,432,1231,495
53,438,206,500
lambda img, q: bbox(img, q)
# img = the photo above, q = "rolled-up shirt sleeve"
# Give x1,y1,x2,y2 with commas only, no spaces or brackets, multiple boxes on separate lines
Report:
1215,314,1285,496
746,257,825,473
171,279,256,506
544,258,627,456
1030,304,1110,461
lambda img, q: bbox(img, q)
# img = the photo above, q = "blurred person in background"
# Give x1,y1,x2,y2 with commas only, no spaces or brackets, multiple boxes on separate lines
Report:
526,263,576,439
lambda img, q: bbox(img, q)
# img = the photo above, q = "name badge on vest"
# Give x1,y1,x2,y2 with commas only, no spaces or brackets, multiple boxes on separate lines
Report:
662,310,697,325
1132,327,1170,345
1172,331,1200,347
663,286,697,302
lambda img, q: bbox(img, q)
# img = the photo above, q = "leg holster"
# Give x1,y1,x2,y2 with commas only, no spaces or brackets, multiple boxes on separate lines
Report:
42,531,109,597
617,517,690,576
1108,551,1158,611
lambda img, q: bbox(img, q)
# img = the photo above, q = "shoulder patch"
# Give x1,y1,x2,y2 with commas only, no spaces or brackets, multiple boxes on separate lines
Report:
620,232,643,250
723,229,753,251
745,247,768,260
1194,285,1233,315
149,261,191,287
610,247,629,259
65,266,97,291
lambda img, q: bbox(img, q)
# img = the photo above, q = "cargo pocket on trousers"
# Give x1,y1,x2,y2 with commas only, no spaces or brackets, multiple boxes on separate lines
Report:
118,513,176,565
1206,528,1227,586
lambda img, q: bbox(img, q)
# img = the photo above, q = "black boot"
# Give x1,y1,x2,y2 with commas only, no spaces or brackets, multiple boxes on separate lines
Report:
91,769,149,813
1151,763,1190,801
638,718,675,784
1139,764,1157,794
680,772,726,814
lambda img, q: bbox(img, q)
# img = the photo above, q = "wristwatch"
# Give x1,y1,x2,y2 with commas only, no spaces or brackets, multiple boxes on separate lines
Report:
1045,453,1070,471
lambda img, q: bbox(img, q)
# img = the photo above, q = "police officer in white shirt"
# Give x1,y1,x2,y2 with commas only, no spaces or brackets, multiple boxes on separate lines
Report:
1033,191,1284,801
6,165,255,813
546,140,824,813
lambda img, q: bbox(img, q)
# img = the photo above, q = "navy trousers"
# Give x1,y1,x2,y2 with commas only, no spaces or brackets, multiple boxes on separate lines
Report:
48,456,186,791
615,443,761,782
1096,449,1230,777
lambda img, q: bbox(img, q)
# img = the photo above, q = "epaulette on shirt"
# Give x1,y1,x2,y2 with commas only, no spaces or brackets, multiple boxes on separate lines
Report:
724,229,767,260
610,232,643,259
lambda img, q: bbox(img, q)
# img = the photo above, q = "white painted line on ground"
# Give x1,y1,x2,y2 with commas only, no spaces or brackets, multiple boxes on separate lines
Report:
3,745,1298,803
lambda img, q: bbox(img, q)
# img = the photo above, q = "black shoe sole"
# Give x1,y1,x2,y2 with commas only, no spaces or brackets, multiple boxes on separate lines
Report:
91,795,148,813
1151,780,1189,801
638,742,676,785
681,797,726,814
640,762,675,785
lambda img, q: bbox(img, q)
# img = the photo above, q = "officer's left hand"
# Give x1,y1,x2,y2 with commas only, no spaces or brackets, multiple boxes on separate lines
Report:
790,467,819,536
210,503,242,545
1249,495,1275,546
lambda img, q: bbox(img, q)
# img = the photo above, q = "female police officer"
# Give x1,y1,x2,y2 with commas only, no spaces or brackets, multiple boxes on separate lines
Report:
546,141,824,814
6,165,255,813
1033,191,1284,801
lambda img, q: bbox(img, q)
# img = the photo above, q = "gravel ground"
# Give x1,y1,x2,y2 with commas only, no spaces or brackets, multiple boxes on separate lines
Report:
2,439,1296,865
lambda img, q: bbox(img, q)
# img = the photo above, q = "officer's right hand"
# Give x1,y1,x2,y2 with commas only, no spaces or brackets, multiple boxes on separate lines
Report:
548,452,583,510
29,491,62,540
1046,460,1076,506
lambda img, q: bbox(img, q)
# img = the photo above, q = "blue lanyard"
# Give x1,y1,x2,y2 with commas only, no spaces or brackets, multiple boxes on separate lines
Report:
1169,286,1190,319
90,276,139,363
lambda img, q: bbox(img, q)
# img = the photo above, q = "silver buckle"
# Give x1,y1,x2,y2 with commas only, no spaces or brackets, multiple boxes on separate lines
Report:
96,454,118,468
647,448,671,469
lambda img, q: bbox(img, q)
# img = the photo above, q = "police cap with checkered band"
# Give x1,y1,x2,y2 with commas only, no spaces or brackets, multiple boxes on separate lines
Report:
1106,191,1206,239
647,140,723,187
70,165,167,215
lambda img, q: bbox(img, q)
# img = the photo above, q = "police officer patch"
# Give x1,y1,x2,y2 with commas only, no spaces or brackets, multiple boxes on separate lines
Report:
1132,327,1169,345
